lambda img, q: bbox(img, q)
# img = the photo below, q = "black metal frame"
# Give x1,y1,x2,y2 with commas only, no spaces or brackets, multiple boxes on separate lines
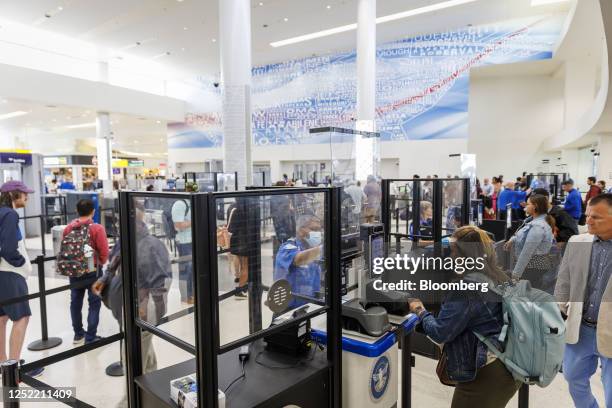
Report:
381,178,470,249
184,171,239,192
120,187,343,408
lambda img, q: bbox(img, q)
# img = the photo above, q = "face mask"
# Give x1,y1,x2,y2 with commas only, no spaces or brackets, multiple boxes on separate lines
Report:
306,231,322,247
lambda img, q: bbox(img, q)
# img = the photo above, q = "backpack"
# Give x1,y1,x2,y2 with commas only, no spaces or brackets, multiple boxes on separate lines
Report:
162,199,189,240
474,278,565,387
57,223,94,277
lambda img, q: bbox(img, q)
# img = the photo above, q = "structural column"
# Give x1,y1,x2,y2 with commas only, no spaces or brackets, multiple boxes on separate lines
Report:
597,134,612,187
355,0,379,180
219,0,252,189
96,112,113,194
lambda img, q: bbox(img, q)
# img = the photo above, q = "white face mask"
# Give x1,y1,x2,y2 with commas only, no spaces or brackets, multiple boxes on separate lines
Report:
305,231,322,247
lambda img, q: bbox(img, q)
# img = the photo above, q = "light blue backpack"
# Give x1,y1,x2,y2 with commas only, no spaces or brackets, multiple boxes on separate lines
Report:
474,278,565,387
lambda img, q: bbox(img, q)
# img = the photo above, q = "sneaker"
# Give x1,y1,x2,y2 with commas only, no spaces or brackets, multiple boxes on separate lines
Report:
85,336,102,345
19,360,44,378
73,334,85,345
235,291,247,300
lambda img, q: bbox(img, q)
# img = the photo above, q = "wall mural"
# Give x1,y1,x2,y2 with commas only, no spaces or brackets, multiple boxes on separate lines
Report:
169,14,564,149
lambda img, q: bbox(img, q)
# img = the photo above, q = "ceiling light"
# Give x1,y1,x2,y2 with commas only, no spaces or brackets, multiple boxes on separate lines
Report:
65,122,96,129
212,38,217,43
52,118,57,122
531,0,570,5
156,120,161,124
283,17,289,22
326,5,331,9
259,2,264,5
1,99,8,103
181,47,186,51
271,0,477,47
0,111,28,121
58,6,63,11
183,27,189,31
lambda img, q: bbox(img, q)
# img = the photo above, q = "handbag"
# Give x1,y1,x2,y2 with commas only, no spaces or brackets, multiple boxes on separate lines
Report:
436,347,457,387
216,208,235,250
0,240,32,279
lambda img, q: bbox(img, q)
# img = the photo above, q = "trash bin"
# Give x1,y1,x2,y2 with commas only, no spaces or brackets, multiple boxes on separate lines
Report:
52,225,66,257
311,329,398,408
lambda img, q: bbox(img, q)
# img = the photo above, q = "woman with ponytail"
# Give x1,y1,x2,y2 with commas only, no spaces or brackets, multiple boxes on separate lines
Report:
504,194,555,288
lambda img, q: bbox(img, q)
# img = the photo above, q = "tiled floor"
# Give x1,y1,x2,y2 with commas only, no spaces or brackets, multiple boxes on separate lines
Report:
11,234,600,407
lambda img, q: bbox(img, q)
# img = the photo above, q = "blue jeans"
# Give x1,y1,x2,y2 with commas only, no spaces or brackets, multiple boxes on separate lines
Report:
69,272,101,342
177,243,193,301
563,323,612,408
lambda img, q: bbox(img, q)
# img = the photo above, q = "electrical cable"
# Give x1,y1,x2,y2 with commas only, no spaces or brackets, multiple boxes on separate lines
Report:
223,360,246,394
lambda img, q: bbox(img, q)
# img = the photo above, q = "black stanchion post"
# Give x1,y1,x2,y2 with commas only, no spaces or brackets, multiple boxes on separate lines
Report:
106,325,124,377
400,330,413,408
27,256,62,351
518,384,529,408
1,359,20,408
38,215,46,256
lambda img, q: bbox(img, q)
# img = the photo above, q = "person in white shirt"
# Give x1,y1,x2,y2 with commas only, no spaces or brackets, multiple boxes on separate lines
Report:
345,180,366,216
482,178,494,196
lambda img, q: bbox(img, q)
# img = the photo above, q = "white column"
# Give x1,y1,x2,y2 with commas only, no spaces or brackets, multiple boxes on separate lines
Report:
597,134,612,187
96,112,113,194
219,0,252,189
355,0,378,181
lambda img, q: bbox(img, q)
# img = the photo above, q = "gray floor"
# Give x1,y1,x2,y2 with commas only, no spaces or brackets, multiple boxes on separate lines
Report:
14,233,599,407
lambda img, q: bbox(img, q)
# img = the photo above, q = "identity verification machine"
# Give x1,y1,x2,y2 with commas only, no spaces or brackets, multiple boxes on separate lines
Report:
312,222,418,408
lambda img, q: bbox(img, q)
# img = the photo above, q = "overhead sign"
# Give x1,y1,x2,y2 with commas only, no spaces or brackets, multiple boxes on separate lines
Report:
0,152,32,166
112,159,129,168
128,160,144,167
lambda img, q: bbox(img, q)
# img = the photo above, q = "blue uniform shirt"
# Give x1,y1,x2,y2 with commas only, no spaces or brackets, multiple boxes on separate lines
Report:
563,188,582,220
274,238,321,309
511,191,527,210
497,189,513,211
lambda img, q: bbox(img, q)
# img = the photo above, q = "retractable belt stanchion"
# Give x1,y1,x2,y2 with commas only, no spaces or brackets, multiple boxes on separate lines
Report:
1,360,19,408
27,256,62,351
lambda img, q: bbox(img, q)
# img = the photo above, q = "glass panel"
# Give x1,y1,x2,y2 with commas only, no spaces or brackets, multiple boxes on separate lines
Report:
132,195,195,346
216,172,237,192
216,191,328,347
195,173,216,192
442,179,465,236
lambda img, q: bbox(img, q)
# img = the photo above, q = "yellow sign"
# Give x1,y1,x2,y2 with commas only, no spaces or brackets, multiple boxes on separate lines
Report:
0,149,32,154
112,159,129,168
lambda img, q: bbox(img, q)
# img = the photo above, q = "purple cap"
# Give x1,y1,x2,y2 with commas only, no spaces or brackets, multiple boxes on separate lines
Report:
0,180,34,194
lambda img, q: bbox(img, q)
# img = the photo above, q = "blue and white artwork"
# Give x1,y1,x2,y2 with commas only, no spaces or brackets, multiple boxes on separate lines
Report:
169,14,564,149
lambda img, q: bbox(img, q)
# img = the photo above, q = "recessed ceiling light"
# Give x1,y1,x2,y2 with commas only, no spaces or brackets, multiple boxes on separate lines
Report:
156,120,161,124
183,27,189,30
271,0,477,47
58,6,63,11
1,99,7,103
177,0,184,2
326,5,331,9
259,2,264,5
181,47,186,51
212,38,217,43
283,17,289,22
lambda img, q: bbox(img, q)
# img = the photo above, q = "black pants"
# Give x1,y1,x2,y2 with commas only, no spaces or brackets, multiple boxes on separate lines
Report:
452,360,521,408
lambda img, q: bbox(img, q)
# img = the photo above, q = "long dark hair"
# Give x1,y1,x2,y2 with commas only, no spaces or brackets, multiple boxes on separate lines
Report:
0,192,22,208
529,194,556,230
452,226,510,285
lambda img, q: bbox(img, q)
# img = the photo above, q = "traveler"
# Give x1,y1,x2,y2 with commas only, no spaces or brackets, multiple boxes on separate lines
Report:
344,180,366,218
585,176,602,206
497,181,515,220
61,198,109,345
409,201,433,241
228,197,251,299
172,182,197,304
597,180,606,193
0,181,43,377
532,188,578,245
554,194,612,408
504,195,555,289
408,226,520,408
363,175,381,223
481,178,493,197
274,214,323,311
562,179,582,222
58,177,76,191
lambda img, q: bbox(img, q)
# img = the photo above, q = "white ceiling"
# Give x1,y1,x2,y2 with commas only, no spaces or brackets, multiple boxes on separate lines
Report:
0,0,572,158
0,0,572,77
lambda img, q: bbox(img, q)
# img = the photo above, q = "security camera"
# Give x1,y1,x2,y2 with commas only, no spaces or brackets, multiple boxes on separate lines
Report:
590,148,596,153
213,82,220,88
